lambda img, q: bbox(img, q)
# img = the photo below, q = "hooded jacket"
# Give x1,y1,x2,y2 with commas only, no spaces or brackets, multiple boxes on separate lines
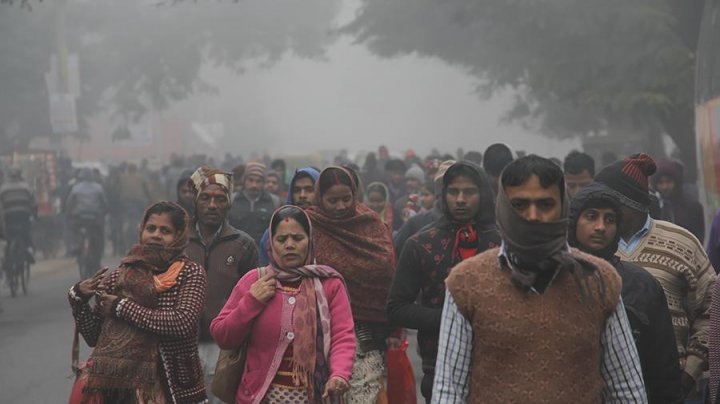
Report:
387,161,500,386
569,183,682,404
392,202,443,257
651,159,705,242
258,167,320,266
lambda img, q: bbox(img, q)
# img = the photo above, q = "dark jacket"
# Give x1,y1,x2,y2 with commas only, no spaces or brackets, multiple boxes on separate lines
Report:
392,202,443,257
186,221,258,341
228,190,278,245
569,182,682,404
652,159,705,242
388,162,500,376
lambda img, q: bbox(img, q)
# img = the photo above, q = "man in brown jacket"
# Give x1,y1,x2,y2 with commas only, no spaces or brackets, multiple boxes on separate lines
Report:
185,166,258,403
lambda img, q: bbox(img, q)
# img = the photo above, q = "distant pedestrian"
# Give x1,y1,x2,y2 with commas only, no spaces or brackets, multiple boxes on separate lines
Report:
229,162,280,245
563,150,595,198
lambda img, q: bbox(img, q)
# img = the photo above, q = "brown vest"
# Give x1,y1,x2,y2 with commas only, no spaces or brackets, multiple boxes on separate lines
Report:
446,247,621,404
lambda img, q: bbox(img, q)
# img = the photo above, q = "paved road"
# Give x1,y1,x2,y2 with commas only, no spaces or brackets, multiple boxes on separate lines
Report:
0,257,426,403
0,257,96,403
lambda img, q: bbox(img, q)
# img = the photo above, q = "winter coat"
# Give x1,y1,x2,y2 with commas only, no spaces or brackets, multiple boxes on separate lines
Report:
228,190,278,245
387,161,500,375
569,182,683,404
186,221,258,341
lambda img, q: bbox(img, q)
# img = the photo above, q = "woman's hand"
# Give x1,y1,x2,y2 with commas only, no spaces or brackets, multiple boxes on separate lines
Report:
77,267,109,298
250,271,276,304
96,292,118,317
322,376,349,402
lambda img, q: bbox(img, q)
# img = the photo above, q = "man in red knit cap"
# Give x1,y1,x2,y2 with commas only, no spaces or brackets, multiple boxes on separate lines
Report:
595,153,715,400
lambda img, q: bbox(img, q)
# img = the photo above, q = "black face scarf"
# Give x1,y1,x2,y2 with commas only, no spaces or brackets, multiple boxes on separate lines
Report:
496,184,602,297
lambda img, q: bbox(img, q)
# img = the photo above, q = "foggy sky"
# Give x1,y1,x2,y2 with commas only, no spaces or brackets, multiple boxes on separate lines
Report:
164,38,579,161
24,0,580,163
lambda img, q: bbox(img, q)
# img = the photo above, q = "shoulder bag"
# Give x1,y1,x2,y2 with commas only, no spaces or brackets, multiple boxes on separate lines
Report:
211,267,266,403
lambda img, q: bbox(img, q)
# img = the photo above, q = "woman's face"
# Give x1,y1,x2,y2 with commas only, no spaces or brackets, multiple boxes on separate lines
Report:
321,184,354,218
366,190,386,214
141,213,178,247
272,218,309,268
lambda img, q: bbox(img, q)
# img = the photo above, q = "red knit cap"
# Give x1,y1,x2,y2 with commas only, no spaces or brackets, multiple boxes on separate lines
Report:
595,153,657,212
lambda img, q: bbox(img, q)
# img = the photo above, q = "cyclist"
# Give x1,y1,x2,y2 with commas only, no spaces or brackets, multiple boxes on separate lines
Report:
0,167,37,267
65,168,107,270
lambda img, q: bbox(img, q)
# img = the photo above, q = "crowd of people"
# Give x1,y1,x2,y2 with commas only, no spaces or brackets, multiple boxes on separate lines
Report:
2,142,717,403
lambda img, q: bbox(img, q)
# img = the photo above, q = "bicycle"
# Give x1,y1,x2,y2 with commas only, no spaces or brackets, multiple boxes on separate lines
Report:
75,217,103,280
4,234,30,297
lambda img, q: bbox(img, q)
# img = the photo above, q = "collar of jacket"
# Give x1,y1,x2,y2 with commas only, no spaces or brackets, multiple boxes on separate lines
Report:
236,189,273,204
189,220,241,245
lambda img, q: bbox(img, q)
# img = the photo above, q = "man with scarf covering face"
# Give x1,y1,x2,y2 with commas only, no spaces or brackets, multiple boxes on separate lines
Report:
433,155,646,404
388,161,499,403
569,182,682,404
185,166,259,403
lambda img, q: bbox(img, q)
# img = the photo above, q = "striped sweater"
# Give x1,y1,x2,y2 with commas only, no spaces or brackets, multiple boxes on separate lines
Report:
616,219,716,383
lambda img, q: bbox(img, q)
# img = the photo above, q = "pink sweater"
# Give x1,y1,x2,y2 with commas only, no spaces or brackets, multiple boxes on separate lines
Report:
210,268,356,404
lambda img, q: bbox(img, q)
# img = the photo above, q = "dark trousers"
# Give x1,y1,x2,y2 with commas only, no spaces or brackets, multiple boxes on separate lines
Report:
69,216,104,266
421,370,434,404
3,213,32,250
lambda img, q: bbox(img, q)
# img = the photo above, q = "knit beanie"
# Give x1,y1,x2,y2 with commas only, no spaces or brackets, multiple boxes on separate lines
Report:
405,164,425,182
243,162,266,181
594,153,656,212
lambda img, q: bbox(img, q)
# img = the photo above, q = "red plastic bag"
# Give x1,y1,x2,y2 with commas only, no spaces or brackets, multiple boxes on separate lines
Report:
386,340,417,404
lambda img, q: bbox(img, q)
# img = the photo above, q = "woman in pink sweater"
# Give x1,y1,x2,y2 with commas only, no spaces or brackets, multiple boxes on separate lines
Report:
211,205,355,404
